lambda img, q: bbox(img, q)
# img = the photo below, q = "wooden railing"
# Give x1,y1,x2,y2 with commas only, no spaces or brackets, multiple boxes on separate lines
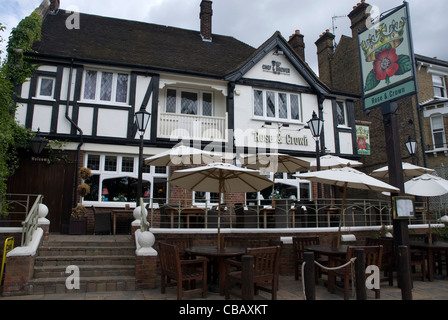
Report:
157,112,227,141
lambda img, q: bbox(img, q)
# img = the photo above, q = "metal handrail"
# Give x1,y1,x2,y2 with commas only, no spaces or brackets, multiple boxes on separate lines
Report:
146,197,436,229
21,195,43,246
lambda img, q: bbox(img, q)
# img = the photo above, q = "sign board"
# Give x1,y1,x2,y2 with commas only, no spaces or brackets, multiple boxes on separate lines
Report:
356,125,370,155
392,196,415,219
358,2,417,110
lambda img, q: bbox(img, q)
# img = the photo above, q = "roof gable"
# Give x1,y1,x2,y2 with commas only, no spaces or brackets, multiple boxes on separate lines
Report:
225,32,329,95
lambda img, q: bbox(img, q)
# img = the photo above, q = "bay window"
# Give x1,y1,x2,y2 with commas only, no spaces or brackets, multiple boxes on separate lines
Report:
83,154,168,205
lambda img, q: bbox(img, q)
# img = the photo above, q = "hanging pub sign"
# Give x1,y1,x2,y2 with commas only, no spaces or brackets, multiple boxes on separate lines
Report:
358,2,417,110
356,125,371,156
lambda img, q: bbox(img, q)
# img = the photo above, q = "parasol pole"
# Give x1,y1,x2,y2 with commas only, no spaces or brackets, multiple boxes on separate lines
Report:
217,175,223,250
427,197,432,244
336,183,348,249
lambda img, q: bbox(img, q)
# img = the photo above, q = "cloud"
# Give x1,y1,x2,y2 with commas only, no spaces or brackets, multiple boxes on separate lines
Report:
1,0,447,72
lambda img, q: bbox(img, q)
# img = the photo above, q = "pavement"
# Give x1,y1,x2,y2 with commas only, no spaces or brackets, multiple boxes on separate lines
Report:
1,274,447,301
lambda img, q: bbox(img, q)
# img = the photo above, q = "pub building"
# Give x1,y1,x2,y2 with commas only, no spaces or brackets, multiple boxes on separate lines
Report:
9,0,360,234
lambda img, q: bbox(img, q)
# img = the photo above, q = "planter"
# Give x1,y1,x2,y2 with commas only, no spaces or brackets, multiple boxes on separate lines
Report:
69,217,87,235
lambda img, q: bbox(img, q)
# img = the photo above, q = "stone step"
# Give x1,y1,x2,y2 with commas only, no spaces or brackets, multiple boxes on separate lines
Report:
34,264,135,278
38,246,135,257
29,275,136,295
34,255,135,267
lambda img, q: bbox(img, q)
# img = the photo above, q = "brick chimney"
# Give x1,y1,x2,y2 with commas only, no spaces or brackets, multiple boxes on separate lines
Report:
288,30,305,61
50,0,60,12
315,30,335,86
348,0,370,38
200,0,213,42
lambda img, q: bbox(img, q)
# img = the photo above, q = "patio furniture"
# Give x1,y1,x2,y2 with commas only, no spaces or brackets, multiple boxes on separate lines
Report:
235,203,258,228
92,206,112,235
365,237,395,286
158,242,207,300
334,245,383,300
164,237,193,259
225,246,281,300
185,245,246,295
222,236,249,248
293,236,326,281
111,209,133,235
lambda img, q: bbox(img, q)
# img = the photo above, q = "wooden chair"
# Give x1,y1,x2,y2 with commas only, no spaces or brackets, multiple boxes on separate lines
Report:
164,237,193,259
222,236,249,249
335,245,383,300
292,236,322,280
92,206,112,235
225,246,281,300
366,237,395,286
158,242,207,300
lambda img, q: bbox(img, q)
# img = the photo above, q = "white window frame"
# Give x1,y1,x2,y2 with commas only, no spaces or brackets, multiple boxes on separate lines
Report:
36,76,56,100
81,69,130,105
165,87,214,116
193,192,222,207
82,153,168,207
336,100,348,127
252,89,302,123
430,114,446,150
433,74,447,98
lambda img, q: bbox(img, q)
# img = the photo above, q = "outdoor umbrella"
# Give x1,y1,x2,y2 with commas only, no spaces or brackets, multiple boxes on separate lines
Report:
295,167,400,248
240,153,310,206
145,144,221,206
170,162,273,249
404,174,448,243
371,162,435,179
310,154,363,171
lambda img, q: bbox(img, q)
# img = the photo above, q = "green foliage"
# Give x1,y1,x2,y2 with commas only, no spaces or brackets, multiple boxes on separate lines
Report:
0,12,43,216
4,11,42,86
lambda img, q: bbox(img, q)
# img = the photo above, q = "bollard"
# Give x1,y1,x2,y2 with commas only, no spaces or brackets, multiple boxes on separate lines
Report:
241,255,254,300
303,252,316,300
354,249,367,300
397,246,413,300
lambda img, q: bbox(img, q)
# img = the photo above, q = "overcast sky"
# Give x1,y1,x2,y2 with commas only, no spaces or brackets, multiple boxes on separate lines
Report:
1,0,448,74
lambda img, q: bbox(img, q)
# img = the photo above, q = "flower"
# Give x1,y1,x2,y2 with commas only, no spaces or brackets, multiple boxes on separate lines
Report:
358,137,367,150
373,48,399,82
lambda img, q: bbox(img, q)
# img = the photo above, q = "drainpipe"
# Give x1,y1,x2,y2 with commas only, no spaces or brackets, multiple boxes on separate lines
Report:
65,58,84,207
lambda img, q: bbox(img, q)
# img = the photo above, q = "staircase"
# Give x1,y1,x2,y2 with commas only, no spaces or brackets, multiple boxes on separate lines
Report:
29,235,136,294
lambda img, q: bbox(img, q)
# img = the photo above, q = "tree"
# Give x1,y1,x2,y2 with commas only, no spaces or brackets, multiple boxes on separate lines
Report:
0,12,41,216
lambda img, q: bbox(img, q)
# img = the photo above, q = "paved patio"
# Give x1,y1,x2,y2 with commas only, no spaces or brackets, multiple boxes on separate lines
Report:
1,274,447,301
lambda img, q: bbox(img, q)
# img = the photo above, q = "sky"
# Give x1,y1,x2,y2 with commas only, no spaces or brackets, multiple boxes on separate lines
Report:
1,0,448,75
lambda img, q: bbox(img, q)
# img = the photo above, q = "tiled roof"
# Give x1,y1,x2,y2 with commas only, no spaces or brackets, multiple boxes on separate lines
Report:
33,10,255,78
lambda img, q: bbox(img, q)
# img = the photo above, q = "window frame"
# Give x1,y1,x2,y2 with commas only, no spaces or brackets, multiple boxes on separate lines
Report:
252,89,302,123
433,74,447,98
430,114,446,150
336,100,348,127
81,69,130,105
165,87,214,116
36,76,56,100
82,153,168,207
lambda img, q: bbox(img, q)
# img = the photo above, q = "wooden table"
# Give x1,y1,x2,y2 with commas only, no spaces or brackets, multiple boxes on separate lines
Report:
410,241,448,281
166,207,205,228
306,244,349,293
185,246,246,295
111,209,134,235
